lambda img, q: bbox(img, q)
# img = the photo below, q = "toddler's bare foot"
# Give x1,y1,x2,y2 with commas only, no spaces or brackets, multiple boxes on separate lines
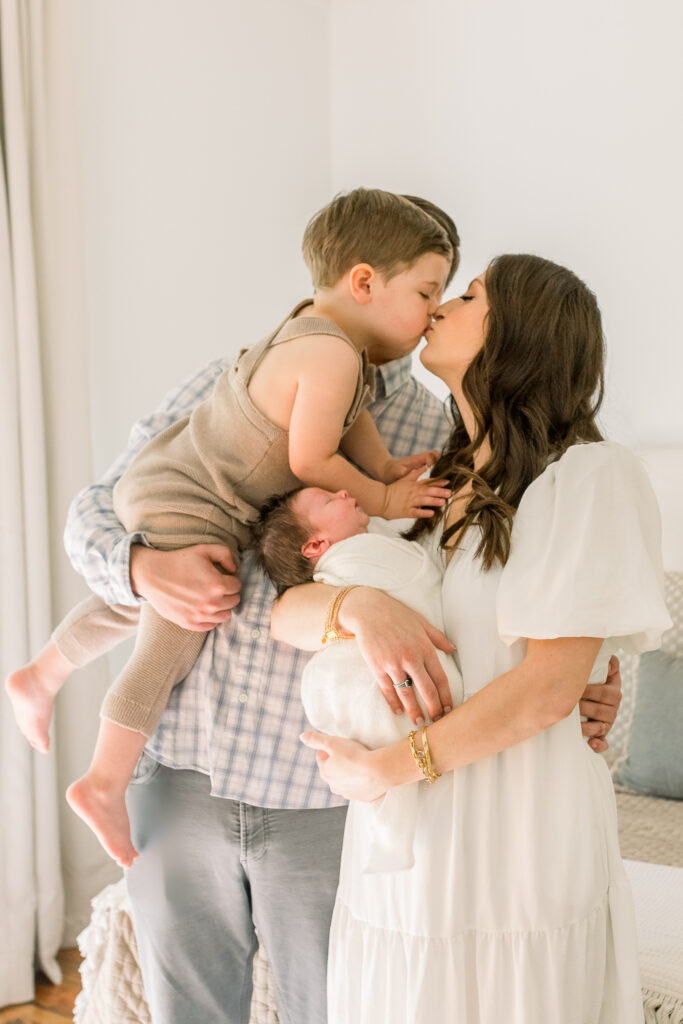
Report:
5,664,57,753
66,776,138,869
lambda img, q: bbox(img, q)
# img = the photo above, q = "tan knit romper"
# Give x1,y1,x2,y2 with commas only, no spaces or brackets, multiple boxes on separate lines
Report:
52,302,376,735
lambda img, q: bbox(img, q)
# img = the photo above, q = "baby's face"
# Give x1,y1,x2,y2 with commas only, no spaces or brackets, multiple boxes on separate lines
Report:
293,488,370,546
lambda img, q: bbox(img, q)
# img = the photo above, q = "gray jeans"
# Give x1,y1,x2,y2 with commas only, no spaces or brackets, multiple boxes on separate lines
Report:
126,755,347,1024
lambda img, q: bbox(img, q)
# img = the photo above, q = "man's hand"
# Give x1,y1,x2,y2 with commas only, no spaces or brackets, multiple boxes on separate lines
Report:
579,655,623,753
130,544,241,631
343,588,456,726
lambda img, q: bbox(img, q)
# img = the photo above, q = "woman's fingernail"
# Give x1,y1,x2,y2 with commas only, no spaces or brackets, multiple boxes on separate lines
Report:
394,707,404,715
416,717,425,727
444,706,452,714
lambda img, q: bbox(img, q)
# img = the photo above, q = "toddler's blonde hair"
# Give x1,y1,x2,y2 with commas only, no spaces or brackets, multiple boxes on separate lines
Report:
302,188,453,289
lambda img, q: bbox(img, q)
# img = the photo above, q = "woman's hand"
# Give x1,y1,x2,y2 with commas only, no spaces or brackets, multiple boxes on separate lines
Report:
300,732,390,802
272,583,456,724
342,588,456,725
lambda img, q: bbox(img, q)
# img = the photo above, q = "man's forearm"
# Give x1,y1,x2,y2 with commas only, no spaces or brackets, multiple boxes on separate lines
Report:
64,474,146,606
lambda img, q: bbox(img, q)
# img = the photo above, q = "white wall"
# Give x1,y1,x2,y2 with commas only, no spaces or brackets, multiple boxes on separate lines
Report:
73,0,331,476
329,0,683,444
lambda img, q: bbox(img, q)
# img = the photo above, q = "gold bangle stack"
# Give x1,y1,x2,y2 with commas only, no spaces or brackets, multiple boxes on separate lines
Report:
321,585,358,645
408,726,441,785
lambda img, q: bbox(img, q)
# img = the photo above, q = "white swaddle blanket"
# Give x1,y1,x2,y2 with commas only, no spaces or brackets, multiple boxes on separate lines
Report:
302,519,463,872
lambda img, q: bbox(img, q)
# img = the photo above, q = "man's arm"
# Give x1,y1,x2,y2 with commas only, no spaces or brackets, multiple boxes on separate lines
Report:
65,358,241,628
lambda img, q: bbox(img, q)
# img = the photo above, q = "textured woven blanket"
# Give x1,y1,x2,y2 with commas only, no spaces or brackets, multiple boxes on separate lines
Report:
616,788,683,868
74,879,280,1024
74,881,150,1024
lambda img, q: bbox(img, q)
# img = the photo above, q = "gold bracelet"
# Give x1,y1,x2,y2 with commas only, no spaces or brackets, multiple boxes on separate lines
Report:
321,585,358,645
421,724,441,780
408,727,441,785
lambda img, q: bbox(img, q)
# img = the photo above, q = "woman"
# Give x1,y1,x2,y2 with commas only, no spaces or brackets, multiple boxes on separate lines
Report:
272,254,671,1023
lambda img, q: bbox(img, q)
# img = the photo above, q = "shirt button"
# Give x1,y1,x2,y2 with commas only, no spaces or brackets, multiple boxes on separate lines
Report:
238,693,248,704
250,628,261,639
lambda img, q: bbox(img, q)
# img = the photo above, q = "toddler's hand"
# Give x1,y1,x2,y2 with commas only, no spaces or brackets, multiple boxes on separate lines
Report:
381,450,441,483
382,468,451,520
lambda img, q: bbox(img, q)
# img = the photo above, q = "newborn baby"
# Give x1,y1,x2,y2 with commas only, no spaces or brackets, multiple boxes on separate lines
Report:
257,486,463,872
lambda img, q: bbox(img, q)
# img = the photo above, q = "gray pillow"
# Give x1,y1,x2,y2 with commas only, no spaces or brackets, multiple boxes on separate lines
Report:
613,649,683,800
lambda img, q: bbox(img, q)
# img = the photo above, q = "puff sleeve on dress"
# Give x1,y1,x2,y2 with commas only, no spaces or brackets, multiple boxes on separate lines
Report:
497,442,672,662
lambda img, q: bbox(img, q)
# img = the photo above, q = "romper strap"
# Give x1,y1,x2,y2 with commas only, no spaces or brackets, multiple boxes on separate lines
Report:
236,300,377,429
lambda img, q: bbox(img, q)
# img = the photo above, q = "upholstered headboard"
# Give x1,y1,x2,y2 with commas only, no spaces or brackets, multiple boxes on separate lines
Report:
635,447,683,572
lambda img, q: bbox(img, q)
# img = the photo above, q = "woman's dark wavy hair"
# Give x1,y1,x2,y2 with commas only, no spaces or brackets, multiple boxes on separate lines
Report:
405,253,605,568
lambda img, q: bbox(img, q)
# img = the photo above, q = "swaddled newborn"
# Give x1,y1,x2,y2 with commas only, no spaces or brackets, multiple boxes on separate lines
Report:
256,486,463,871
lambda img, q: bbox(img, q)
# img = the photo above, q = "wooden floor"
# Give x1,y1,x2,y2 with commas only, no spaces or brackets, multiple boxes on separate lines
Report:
0,949,82,1024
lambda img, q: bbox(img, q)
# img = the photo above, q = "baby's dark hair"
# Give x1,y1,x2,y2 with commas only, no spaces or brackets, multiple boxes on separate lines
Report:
253,488,316,594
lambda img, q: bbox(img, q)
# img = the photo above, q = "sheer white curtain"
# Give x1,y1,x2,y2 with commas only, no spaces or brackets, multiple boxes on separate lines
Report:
0,0,117,1005
0,0,64,1003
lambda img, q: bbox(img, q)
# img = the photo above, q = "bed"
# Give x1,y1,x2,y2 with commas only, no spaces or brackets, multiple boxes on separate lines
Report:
74,445,683,1024
608,446,683,1023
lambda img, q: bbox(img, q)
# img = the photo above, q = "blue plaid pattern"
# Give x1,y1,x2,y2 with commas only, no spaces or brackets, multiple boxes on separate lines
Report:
65,351,453,808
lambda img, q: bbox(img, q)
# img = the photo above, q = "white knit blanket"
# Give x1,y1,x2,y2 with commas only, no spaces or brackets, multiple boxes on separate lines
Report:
74,879,280,1024
74,880,150,1024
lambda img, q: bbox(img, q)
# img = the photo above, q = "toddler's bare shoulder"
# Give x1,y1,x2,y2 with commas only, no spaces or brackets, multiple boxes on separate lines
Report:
292,332,361,372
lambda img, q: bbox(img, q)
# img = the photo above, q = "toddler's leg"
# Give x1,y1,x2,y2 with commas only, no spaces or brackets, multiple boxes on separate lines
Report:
67,718,146,869
66,604,206,867
100,602,207,735
5,596,139,754
52,593,140,666
5,642,73,753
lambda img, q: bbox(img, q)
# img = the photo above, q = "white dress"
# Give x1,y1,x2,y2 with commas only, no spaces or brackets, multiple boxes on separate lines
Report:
327,442,672,1024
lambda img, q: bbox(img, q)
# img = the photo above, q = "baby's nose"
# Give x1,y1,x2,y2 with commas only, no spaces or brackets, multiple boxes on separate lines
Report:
337,490,349,499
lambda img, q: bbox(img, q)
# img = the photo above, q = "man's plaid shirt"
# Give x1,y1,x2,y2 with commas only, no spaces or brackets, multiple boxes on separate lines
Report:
65,352,453,808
